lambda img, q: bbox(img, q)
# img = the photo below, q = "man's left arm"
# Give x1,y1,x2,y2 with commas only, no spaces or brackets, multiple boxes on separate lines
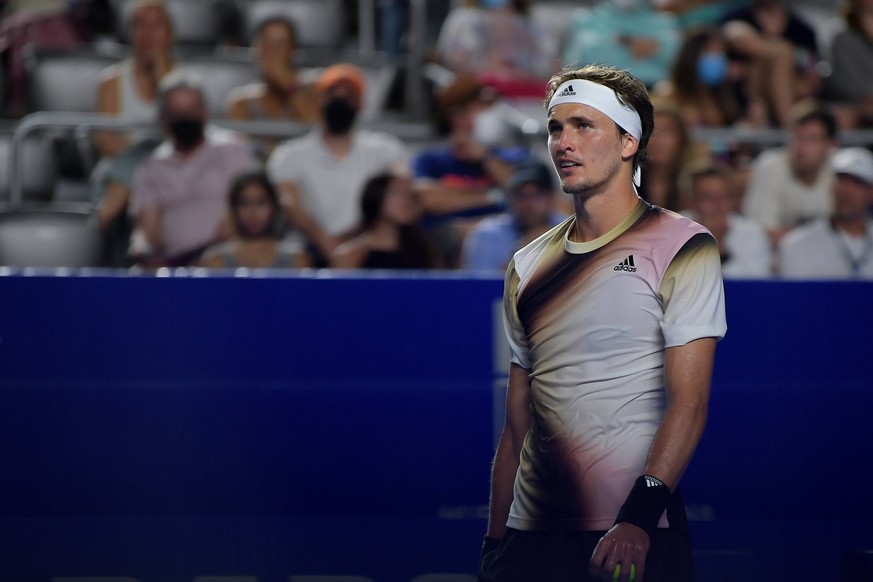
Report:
590,232,725,581
589,338,716,582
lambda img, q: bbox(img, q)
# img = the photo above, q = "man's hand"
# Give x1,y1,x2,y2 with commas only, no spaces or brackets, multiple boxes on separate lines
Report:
589,522,649,582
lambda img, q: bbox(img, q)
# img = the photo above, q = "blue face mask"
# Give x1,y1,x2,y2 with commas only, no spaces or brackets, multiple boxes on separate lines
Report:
697,53,728,87
480,0,510,8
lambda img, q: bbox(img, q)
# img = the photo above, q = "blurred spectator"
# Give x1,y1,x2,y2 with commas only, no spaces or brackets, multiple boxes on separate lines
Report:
742,99,837,246
0,0,114,116
719,0,821,127
681,161,772,278
88,135,161,267
461,161,567,273
413,75,527,219
199,171,309,269
225,17,320,125
654,26,744,129
822,0,873,129
435,0,552,98
331,171,440,270
639,100,700,211
562,0,682,89
96,0,174,158
267,64,407,266
778,147,873,279
657,0,736,30
129,71,258,267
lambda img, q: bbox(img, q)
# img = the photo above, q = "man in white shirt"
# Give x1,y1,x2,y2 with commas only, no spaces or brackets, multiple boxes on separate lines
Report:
778,147,873,279
267,64,407,266
682,162,772,278
742,100,837,246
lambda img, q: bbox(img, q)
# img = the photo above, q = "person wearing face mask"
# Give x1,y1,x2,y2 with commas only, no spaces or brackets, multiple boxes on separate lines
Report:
654,27,743,129
128,71,258,267
562,0,682,89
266,64,408,267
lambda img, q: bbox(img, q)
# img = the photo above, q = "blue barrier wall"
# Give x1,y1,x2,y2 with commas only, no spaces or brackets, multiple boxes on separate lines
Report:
0,273,871,582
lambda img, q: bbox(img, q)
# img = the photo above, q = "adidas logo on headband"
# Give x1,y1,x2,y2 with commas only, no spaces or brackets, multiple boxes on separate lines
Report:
557,84,576,98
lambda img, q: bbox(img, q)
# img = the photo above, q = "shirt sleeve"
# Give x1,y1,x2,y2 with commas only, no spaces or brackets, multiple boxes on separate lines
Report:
129,160,161,216
266,143,298,184
741,152,781,230
659,233,727,347
502,259,531,369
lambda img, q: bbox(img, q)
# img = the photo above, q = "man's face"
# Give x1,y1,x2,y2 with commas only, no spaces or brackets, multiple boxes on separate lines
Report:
547,102,634,196
511,182,554,229
789,120,833,175
163,87,206,125
832,174,873,221
321,81,361,112
691,174,732,223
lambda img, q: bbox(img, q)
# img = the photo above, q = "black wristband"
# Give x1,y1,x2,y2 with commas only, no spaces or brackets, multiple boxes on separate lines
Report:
614,475,672,538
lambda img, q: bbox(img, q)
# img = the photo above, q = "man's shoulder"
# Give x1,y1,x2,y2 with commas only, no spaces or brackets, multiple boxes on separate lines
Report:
751,147,788,170
471,213,516,238
780,219,830,250
728,212,768,237
511,216,574,279
354,129,406,150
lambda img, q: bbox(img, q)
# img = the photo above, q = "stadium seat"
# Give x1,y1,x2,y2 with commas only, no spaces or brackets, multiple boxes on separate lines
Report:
0,131,59,203
115,0,230,46
243,0,346,50
175,53,260,116
0,206,103,268
23,45,126,113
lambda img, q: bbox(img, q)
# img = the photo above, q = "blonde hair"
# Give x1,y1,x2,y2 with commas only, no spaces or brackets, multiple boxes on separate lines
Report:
127,0,174,37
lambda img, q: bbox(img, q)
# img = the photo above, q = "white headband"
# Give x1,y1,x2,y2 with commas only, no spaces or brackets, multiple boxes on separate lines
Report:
547,79,642,140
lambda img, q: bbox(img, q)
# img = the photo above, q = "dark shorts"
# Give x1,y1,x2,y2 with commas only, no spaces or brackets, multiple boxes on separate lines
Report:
478,526,692,582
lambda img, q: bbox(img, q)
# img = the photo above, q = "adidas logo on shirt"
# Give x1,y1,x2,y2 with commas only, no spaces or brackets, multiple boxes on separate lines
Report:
557,84,576,97
614,255,637,272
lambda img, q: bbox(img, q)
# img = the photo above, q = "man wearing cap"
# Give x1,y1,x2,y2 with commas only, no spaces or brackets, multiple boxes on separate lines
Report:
778,147,873,279
479,64,726,582
267,63,407,266
461,161,568,273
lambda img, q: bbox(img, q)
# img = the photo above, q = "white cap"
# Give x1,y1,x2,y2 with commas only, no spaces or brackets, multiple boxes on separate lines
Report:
831,147,873,185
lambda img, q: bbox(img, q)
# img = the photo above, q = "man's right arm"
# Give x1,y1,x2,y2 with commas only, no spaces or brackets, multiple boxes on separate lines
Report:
485,362,532,540
276,181,339,260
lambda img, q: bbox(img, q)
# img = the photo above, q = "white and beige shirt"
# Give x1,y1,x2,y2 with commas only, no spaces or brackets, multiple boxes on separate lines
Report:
503,199,726,532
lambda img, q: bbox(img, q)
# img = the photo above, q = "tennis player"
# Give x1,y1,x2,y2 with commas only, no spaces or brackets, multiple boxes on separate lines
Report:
478,64,727,582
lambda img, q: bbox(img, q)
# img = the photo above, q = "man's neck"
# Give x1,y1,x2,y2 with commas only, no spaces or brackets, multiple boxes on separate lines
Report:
834,215,868,237
571,187,639,242
322,130,353,158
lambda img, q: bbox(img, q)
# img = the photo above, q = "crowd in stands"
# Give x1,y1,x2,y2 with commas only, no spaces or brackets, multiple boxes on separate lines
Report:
1,0,872,279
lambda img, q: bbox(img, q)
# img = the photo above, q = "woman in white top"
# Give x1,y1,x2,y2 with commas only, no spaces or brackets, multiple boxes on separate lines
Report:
96,0,174,158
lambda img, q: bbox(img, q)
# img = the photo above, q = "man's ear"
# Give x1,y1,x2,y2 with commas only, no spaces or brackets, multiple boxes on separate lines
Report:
622,133,639,161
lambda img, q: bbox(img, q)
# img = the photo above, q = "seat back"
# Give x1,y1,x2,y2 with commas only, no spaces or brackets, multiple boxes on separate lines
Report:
116,0,228,45
0,132,59,202
244,0,346,50
23,46,123,112
176,53,260,116
0,208,103,268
